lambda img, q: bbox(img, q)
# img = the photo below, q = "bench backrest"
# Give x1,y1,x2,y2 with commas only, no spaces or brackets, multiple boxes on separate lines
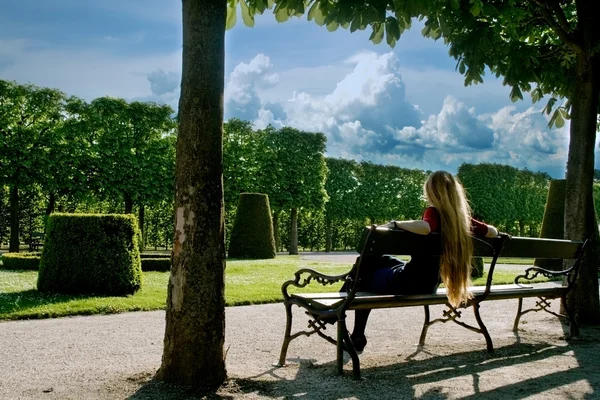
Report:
357,226,583,260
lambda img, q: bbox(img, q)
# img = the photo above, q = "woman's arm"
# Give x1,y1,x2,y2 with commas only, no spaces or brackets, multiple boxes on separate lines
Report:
385,220,431,235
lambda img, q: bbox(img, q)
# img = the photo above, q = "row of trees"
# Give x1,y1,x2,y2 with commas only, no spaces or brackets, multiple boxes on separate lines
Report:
1,82,590,253
0,79,177,252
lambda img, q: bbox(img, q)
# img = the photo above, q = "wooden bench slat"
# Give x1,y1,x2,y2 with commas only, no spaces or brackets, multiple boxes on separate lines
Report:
292,282,566,310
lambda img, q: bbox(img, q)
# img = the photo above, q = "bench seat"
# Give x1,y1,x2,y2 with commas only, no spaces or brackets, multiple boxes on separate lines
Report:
292,282,567,310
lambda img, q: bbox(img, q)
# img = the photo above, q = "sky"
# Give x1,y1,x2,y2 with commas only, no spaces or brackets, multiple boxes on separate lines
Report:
1,0,595,179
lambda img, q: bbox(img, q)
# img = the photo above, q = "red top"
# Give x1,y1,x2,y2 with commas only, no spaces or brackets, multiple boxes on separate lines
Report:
422,207,488,237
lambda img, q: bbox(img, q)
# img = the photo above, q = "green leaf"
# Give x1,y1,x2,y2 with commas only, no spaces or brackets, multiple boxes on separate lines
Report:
240,0,255,27
550,109,565,128
470,1,481,17
543,97,557,115
326,20,339,32
226,1,238,30
509,86,523,102
307,2,325,25
385,17,400,48
531,88,543,103
369,23,385,45
274,5,291,23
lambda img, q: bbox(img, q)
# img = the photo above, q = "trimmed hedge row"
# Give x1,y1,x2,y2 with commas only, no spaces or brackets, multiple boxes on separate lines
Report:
1,252,41,270
38,213,142,295
140,253,170,259
141,258,171,271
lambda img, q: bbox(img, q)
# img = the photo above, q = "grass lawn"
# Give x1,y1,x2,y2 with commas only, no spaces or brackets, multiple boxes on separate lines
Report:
0,255,543,321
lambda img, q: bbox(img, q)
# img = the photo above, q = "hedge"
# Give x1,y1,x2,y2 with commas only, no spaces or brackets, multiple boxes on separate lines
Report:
141,258,171,271
228,193,276,259
1,252,41,270
37,213,142,295
140,253,170,259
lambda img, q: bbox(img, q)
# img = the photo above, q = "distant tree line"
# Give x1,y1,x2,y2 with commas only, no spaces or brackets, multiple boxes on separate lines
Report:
3,79,598,253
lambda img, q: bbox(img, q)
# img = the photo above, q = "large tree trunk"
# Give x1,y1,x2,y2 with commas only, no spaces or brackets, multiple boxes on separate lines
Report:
289,207,298,255
564,48,600,325
158,0,227,390
138,204,145,251
9,185,19,253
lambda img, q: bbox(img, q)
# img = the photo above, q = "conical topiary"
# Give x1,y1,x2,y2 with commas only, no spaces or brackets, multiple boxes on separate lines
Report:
228,193,276,259
471,257,484,278
534,179,565,270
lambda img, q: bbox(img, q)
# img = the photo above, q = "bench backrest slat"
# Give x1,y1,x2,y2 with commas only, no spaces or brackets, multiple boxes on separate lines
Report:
358,227,583,260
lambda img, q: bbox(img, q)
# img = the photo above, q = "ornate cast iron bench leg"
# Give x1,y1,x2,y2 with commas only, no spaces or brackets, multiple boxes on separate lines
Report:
337,316,361,379
513,298,524,332
418,305,431,348
277,302,294,367
473,302,494,352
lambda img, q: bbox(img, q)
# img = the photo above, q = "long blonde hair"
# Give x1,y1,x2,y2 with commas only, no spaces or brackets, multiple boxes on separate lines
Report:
424,171,473,307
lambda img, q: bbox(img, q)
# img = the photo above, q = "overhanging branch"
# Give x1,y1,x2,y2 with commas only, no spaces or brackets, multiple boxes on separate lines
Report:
531,0,581,53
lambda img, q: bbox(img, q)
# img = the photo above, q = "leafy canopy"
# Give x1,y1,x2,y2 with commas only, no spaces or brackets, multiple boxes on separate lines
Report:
227,0,599,129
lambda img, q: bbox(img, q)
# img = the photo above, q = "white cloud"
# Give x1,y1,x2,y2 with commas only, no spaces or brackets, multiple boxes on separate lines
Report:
221,51,574,177
148,69,179,96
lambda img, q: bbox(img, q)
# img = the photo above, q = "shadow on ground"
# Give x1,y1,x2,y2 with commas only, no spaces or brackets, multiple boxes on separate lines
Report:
128,326,600,399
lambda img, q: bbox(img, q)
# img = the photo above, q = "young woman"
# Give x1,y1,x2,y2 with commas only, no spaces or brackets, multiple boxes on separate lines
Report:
349,170,499,352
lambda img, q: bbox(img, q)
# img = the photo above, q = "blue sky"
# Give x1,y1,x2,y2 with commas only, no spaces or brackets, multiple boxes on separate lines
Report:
1,0,592,178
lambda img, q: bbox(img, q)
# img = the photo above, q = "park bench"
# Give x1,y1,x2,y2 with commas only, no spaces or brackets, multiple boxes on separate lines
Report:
276,226,588,378
28,232,44,252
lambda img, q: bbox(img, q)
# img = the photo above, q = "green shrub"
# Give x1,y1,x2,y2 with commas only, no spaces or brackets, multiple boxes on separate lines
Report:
228,193,276,259
37,213,142,295
141,258,171,271
1,252,41,270
140,253,171,259
471,257,484,278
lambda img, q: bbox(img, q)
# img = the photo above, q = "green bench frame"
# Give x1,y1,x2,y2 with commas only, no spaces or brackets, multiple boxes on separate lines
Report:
276,226,588,378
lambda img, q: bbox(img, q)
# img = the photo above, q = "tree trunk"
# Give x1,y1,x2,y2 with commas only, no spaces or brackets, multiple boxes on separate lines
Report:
272,210,280,251
564,47,600,325
518,220,525,237
124,193,133,214
138,204,145,251
289,208,298,255
325,216,332,252
46,192,56,216
9,185,19,253
158,0,227,390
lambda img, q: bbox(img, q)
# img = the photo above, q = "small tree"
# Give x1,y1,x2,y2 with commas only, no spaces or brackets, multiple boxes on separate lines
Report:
228,193,276,259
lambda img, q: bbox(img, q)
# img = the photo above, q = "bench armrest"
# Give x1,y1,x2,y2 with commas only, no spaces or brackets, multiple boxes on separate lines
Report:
281,268,350,300
514,266,571,285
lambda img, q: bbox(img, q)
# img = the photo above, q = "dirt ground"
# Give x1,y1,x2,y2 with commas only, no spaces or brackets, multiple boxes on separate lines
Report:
1,296,600,400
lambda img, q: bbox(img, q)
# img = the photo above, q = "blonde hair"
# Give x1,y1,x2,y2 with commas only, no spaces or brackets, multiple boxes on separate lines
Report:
424,171,473,307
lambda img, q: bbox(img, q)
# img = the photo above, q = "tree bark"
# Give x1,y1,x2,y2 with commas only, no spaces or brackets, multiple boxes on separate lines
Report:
138,204,145,251
158,0,227,390
124,193,133,214
272,210,280,251
289,208,298,255
564,44,600,324
9,185,19,253
46,192,56,216
325,216,332,252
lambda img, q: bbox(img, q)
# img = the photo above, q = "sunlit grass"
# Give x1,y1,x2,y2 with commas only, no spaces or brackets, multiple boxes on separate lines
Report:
0,255,543,320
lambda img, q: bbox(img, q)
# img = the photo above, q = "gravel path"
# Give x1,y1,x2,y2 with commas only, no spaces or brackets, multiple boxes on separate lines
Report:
2,297,600,399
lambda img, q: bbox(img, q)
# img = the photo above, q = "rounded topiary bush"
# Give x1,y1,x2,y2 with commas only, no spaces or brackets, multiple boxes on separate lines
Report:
1,252,41,270
535,179,565,270
37,213,142,295
228,193,276,259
